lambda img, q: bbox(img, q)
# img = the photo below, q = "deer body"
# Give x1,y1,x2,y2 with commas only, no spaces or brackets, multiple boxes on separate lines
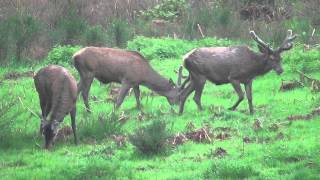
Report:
179,30,296,114
34,65,78,149
73,47,179,112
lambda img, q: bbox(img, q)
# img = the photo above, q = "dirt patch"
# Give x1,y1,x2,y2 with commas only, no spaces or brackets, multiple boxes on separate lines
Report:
169,126,237,146
4,71,34,80
112,134,127,147
55,126,73,142
287,107,320,121
279,80,302,91
168,127,213,146
214,147,227,158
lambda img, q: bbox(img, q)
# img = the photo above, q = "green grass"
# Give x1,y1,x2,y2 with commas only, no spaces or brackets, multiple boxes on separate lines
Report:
0,53,320,179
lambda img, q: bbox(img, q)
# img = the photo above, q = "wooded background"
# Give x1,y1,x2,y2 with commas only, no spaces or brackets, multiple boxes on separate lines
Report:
0,0,319,62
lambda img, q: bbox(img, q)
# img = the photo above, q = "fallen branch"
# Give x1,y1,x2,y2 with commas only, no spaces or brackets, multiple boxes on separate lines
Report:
18,96,39,118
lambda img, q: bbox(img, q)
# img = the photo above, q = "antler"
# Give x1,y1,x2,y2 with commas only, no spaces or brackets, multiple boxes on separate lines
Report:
277,29,297,52
250,30,272,51
177,65,183,86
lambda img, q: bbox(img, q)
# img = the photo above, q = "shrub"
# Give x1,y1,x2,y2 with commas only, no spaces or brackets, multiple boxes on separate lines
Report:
107,18,133,48
82,25,107,46
46,45,82,64
204,159,259,179
0,95,20,147
0,14,40,62
79,111,123,140
139,0,187,21
127,36,237,60
283,46,320,73
55,8,87,45
129,120,171,155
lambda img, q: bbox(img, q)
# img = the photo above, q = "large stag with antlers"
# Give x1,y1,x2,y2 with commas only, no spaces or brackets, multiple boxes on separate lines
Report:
178,30,297,114
73,47,180,112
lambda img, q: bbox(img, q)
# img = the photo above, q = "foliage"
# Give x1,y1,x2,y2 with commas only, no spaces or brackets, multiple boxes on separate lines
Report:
127,36,236,60
283,46,320,73
204,159,259,179
0,95,20,147
139,0,187,21
107,18,133,48
129,120,171,155
82,25,107,46
54,8,87,45
46,45,81,65
0,14,40,62
79,111,123,140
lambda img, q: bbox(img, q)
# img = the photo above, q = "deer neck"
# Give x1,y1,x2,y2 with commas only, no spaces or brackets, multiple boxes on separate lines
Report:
142,70,173,97
254,53,272,76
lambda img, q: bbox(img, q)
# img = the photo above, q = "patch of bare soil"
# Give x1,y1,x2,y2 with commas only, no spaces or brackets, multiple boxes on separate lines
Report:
280,80,302,91
287,107,320,121
55,126,73,142
168,127,213,146
112,134,127,147
169,126,238,146
4,71,34,80
213,147,227,158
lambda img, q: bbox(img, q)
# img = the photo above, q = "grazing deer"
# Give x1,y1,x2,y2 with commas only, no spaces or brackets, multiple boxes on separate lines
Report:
34,65,78,149
72,47,180,112
178,30,297,114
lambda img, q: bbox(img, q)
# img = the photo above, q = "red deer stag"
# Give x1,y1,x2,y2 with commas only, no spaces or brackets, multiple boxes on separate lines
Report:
34,65,78,149
178,30,297,114
72,47,179,112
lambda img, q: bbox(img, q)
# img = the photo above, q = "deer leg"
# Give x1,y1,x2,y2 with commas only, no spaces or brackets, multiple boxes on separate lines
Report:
116,82,131,109
179,81,195,115
81,76,94,112
133,86,141,110
193,78,206,111
228,80,244,111
77,80,82,97
38,94,47,134
70,106,78,145
244,80,254,114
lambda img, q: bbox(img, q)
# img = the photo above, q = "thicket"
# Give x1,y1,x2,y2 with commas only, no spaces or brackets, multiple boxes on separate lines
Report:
0,0,319,63
129,120,171,155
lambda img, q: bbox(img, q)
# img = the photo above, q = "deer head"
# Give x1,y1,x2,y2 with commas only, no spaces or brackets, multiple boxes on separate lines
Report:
41,119,60,149
250,29,297,75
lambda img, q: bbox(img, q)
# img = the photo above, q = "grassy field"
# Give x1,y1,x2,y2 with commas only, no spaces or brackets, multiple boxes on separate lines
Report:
0,47,319,179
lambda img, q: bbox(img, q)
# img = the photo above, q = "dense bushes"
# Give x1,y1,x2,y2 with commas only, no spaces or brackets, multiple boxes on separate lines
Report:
0,95,20,147
79,111,123,140
46,45,82,64
283,46,320,73
127,36,236,60
129,120,171,155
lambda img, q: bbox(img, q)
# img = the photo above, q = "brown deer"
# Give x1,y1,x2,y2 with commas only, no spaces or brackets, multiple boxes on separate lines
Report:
34,65,78,149
72,47,179,112
178,30,297,114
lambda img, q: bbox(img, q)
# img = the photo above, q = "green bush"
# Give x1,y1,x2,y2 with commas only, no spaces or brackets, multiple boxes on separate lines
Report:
204,159,259,179
82,25,107,46
127,36,237,60
46,45,82,64
129,120,171,155
79,111,123,140
0,95,20,147
0,14,40,62
139,0,187,21
283,46,320,73
107,18,133,48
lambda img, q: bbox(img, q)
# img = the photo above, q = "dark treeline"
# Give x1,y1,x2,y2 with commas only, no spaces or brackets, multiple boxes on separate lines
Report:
0,0,319,63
